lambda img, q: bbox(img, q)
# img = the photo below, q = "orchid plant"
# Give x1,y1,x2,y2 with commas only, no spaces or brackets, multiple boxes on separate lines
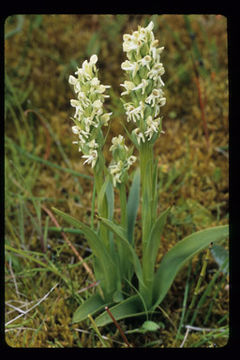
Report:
53,21,228,327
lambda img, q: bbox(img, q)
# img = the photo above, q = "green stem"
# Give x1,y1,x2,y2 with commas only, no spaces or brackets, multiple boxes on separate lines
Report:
93,154,108,246
139,141,159,309
139,142,154,252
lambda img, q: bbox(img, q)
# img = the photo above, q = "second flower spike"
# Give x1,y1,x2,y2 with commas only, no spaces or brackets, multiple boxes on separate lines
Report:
69,55,112,168
109,135,136,187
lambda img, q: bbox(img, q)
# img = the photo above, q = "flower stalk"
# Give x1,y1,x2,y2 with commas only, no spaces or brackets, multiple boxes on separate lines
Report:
121,21,166,251
139,141,154,249
69,54,111,246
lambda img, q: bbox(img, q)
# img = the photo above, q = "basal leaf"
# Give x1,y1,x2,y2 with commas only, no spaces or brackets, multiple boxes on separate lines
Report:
94,295,145,327
99,217,144,287
211,244,229,274
72,294,110,324
52,207,117,295
52,208,109,263
151,225,229,310
142,207,170,282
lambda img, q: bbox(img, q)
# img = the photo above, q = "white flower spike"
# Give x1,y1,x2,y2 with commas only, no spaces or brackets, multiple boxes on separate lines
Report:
69,55,111,168
121,21,166,144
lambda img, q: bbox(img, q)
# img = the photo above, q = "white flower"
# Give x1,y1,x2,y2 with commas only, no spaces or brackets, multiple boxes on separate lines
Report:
92,99,102,109
132,128,146,144
158,97,166,107
69,75,81,93
145,21,154,32
72,126,90,144
109,161,123,175
144,116,160,140
145,89,163,107
120,81,135,96
88,139,99,149
77,92,91,107
90,77,100,87
138,55,152,70
70,99,84,119
110,135,128,152
121,60,139,77
127,155,137,166
147,63,165,80
95,84,111,95
127,101,144,123
138,21,154,43
90,54,98,64
101,112,112,126
150,45,164,62
72,125,81,135
132,79,148,95
82,149,98,168
123,34,140,53
109,161,123,187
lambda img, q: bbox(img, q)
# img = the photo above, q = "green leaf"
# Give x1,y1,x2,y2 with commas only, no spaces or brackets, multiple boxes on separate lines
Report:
127,168,140,245
99,217,144,287
106,177,114,221
95,295,145,327
143,207,170,282
52,207,117,296
211,244,229,274
142,320,160,332
152,225,229,310
125,320,163,334
72,294,109,324
52,208,107,262
97,175,110,217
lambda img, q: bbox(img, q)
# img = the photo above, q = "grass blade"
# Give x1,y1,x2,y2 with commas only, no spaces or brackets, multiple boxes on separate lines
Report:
9,139,92,180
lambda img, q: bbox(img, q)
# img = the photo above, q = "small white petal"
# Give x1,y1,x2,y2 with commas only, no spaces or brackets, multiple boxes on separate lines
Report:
90,54,98,64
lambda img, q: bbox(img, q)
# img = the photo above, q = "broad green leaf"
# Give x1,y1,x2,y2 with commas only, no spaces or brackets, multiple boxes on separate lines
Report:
52,207,117,295
99,217,144,287
151,225,229,310
52,208,109,263
127,168,140,245
142,207,170,282
72,294,109,324
211,244,229,274
95,295,145,327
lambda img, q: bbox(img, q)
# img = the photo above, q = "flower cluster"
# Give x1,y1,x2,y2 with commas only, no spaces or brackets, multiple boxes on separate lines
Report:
120,21,166,145
109,135,136,187
69,55,112,168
